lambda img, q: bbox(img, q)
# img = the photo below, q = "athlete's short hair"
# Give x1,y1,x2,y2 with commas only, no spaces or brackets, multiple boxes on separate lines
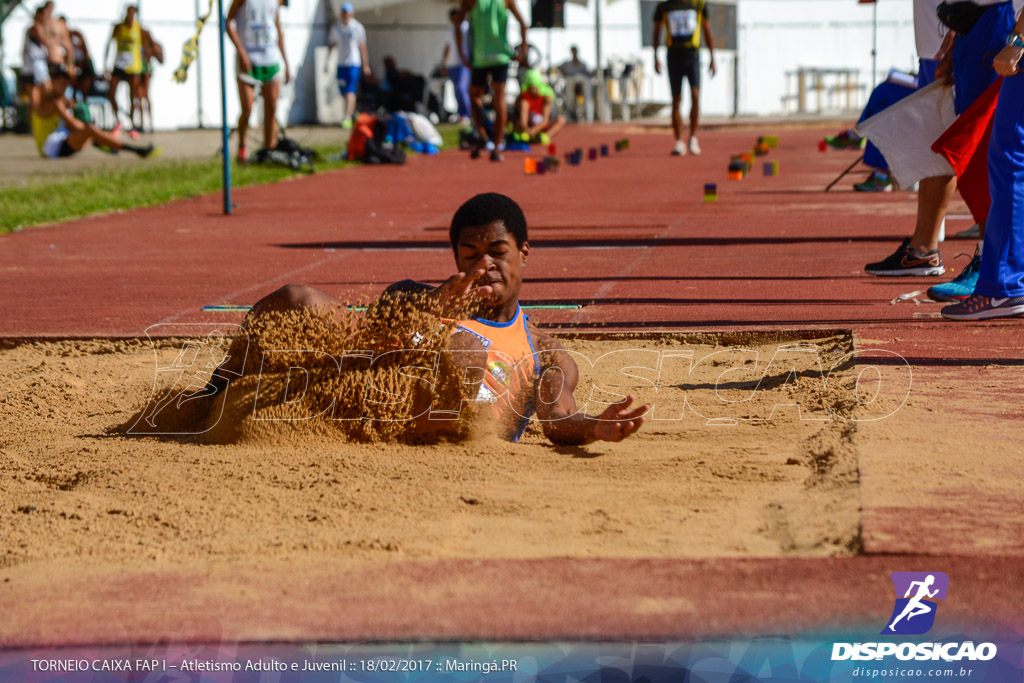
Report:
449,193,528,251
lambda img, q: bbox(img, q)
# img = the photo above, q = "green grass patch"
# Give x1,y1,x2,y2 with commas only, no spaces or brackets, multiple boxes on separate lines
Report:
0,123,463,234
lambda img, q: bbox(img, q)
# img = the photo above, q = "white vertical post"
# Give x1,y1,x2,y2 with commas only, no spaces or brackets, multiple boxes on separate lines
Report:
595,0,609,122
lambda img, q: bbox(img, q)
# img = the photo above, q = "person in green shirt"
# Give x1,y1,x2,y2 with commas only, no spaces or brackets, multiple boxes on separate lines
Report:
514,69,565,143
456,0,528,162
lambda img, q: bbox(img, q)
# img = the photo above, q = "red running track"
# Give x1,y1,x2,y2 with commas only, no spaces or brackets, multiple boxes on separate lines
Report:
0,124,1020,363
2,123,1022,647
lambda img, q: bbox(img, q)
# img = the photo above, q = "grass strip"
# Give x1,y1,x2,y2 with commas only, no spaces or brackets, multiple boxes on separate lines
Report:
1,124,462,234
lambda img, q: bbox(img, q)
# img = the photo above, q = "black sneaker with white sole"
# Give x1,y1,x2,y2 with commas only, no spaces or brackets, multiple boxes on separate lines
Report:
864,238,945,276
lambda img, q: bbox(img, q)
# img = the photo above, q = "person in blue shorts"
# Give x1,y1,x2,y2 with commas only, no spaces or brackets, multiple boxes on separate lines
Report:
326,2,370,129
942,8,1024,319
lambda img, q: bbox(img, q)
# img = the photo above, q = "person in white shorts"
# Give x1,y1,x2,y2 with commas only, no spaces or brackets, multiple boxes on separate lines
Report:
226,0,290,161
326,2,370,129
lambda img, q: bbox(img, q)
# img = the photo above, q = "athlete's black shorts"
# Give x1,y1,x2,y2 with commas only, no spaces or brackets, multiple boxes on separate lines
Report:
470,63,509,88
667,48,700,98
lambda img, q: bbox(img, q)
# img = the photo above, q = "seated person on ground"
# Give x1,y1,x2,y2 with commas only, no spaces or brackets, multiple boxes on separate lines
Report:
31,65,158,159
207,193,648,445
513,69,565,143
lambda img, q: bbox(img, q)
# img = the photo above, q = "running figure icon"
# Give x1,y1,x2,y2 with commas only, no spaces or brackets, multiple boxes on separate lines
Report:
887,574,939,632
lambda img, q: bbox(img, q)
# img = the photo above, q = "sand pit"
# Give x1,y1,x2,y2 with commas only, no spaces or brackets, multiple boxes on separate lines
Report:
0,328,889,580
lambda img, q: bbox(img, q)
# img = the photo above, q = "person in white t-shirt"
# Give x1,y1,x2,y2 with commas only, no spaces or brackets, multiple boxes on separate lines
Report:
440,8,471,123
226,0,290,162
326,2,370,129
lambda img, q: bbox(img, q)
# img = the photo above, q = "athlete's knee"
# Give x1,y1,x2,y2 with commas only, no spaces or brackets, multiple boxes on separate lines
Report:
263,283,323,311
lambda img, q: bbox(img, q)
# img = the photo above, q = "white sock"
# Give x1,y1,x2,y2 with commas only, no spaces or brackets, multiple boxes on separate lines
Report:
977,240,984,256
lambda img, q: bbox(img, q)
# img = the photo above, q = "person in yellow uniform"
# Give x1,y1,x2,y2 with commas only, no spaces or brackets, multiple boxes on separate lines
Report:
31,65,158,160
653,0,716,156
202,193,649,444
106,4,145,134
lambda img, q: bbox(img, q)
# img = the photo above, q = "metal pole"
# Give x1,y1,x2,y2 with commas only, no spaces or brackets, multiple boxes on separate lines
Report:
0,5,7,118
595,0,608,122
732,53,738,118
218,0,232,215
196,0,204,127
871,0,877,89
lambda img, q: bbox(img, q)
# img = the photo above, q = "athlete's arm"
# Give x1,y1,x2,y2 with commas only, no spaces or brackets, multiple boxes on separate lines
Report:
225,0,250,74
652,5,663,74
904,581,922,598
456,0,475,67
105,28,116,74
72,30,90,60
359,36,371,75
935,31,955,84
325,24,336,72
507,0,529,64
276,4,290,83
702,10,716,76
531,331,648,445
994,9,1024,76
54,97,85,131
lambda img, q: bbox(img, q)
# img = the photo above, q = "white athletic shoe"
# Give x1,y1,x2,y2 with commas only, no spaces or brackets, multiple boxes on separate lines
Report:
689,137,701,155
671,140,686,156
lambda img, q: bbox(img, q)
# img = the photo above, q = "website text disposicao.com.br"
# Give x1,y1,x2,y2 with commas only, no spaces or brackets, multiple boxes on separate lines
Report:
849,664,982,679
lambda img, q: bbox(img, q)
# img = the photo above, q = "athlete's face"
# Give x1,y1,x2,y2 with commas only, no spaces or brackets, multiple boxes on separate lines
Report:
453,221,529,308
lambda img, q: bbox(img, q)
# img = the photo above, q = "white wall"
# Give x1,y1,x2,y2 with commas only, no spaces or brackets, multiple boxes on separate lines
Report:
736,0,914,115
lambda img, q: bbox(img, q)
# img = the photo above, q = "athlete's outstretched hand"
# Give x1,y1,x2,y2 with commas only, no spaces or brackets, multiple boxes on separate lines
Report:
590,394,649,442
435,269,494,317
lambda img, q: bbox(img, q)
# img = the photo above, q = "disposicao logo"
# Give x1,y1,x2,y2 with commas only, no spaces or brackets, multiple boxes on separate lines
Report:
831,571,998,662
882,571,948,635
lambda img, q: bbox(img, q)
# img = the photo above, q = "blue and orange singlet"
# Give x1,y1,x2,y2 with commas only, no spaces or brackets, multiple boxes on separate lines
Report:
454,303,539,441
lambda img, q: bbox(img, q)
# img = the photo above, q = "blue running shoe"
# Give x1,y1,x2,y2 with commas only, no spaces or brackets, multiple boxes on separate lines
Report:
927,249,981,302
